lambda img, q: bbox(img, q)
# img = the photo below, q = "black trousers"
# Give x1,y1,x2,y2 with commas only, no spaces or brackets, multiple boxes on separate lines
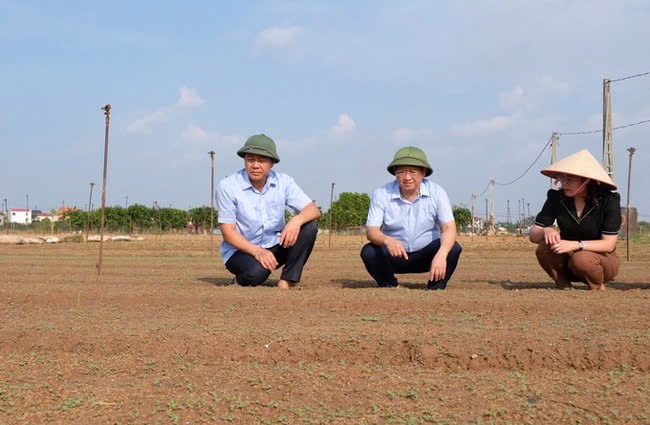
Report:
360,239,462,289
225,221,318,286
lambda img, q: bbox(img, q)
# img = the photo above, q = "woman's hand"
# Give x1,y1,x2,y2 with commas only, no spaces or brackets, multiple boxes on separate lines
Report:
550,240,578,254
543,227,561,246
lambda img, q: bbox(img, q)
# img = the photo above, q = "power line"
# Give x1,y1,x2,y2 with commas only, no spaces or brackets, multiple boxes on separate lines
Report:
610,71,650,83
494,135,553,186
474,181,490,199
557,118,650,136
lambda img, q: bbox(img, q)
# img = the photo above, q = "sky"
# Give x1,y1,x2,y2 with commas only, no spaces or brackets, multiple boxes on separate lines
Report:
2,0,650,223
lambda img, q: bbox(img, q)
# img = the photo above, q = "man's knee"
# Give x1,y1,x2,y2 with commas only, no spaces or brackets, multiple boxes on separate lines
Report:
300,220,318,237
360,243,378,264
449,241,462,259
237,267,271,286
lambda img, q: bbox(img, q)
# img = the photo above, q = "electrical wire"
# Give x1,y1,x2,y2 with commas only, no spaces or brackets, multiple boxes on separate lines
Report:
494,135,554,186
610,71,650,83
557,118,650,136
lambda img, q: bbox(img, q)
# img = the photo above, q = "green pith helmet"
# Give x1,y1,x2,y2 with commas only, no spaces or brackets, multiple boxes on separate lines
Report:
237,134,280,163
387,146,433,177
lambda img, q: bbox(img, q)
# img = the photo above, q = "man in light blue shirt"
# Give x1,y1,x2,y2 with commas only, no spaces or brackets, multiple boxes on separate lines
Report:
361,146,462,290
217,134,321,289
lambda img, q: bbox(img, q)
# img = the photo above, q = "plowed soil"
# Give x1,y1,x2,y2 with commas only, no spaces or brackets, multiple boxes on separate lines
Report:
1,234,649,424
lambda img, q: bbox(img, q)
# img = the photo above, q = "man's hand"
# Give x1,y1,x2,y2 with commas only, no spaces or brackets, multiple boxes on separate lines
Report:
429,252,447,282
279,218,301,248
384,237,408,260
254,247,278,271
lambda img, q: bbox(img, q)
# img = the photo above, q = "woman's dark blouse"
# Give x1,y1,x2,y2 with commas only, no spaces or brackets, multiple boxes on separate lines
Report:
534,189,621,241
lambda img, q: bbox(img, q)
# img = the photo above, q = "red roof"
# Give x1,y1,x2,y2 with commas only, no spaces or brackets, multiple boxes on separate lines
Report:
10,208,30,212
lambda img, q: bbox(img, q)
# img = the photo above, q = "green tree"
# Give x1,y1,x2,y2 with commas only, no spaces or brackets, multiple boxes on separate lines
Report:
452,206,472,231
188,206,215,232
127,204,153,233
329,192,370,229
65,210,87,230
159,208,189,231
104,206,128,232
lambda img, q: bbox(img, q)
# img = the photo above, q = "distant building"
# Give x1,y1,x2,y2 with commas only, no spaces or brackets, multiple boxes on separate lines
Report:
33,212,60,222
9,208,32,224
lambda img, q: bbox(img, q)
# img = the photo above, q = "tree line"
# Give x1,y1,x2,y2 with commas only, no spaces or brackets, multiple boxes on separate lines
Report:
62,205,214,233
18,193,473,234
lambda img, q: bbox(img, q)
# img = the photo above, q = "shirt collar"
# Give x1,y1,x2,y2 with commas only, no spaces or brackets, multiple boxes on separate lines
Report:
389,179,430,200
237,169,278,191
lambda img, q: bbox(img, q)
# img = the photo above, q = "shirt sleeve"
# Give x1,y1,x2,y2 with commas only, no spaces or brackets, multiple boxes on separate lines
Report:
601,192,621,235
435,185,454,224
534,189,558,227
216,180,237,224
284,176,312,213
366,189,385,227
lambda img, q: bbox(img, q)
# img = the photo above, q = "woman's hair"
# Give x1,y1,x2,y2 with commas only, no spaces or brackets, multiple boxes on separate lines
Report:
586,180,609,206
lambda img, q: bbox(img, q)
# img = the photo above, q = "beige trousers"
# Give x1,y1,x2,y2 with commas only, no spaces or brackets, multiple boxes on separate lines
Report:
535,242,619,290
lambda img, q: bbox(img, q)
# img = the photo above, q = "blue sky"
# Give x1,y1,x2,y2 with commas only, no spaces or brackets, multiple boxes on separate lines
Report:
2,0,649,222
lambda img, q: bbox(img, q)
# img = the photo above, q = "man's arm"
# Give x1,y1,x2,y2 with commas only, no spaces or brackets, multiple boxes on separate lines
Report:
366,225,408,259
429,220,457,281
279,202,321,248
220,223,278,271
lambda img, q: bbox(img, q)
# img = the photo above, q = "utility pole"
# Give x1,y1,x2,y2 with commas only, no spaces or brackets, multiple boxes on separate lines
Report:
602,78,614,180
3,198,8,235
527,202,531,224
550,132,558,188
125,195,128,208
85,182,95,243
626,147,636,261
328,182,335,248
98,104,111,276
26,194,29,211
208,150,216,257
506,200,511,225
488,177,495,229
471,193,476,239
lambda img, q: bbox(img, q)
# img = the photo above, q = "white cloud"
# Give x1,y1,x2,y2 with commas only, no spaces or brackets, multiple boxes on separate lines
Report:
181,125,210,144
177,87,204,107
255,25,303,50
181,125,243,147
128,87,204,134
449,115,515,137
126,109,170,134
499,86,525,112
332,113,356,136
391,127,432,145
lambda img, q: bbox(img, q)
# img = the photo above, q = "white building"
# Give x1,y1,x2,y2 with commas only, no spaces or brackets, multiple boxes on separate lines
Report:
9,208,32,224
32,211,60,222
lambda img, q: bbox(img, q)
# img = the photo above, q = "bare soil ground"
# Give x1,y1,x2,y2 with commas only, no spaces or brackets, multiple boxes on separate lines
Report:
1,234,649,424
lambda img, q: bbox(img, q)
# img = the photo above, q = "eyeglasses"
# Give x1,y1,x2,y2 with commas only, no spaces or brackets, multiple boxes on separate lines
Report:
395,168,423,177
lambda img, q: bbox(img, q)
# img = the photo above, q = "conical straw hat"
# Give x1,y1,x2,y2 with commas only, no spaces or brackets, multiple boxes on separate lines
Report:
540,149,617,190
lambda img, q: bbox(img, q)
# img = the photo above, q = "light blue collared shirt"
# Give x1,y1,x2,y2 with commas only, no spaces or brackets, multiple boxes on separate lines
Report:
216,169,312,263
366,179,454,252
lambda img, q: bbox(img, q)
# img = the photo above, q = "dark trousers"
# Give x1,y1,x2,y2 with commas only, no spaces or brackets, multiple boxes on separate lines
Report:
225,221,318,286
360,239,462,290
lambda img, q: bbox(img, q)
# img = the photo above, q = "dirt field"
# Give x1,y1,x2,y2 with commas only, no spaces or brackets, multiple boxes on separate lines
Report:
1,234,649,424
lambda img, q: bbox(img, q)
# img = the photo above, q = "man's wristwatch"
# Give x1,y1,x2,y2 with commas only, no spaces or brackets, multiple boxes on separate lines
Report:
577,241,585,251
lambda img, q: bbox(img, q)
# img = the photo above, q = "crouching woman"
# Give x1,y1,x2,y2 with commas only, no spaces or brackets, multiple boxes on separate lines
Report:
529,149,621,290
